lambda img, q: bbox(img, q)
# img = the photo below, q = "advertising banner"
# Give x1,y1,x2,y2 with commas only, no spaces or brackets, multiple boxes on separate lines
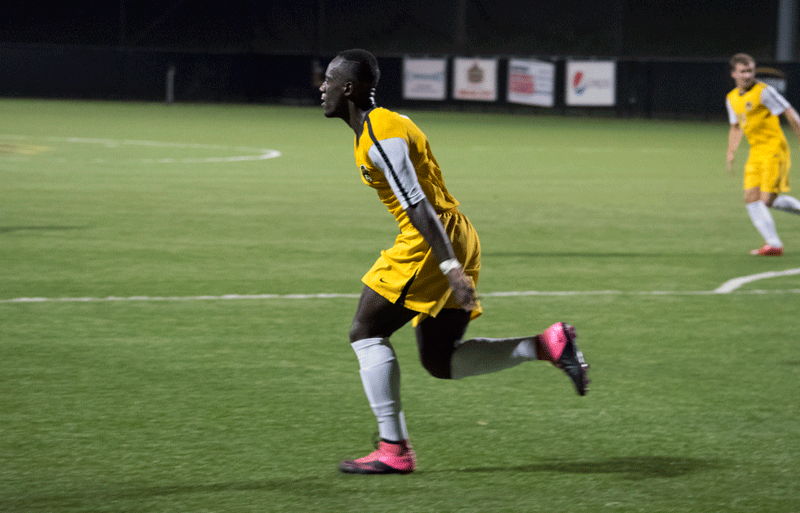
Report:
565,60,616,106
507,58,555,107
453,58,498,102
403,57,447,100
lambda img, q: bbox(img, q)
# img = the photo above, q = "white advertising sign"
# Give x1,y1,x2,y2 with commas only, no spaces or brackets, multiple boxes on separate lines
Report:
403,57,447,100
453,58,498,102
565,60,616,106
507,59,555,107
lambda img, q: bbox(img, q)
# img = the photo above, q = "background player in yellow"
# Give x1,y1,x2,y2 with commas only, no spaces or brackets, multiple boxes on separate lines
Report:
726,53,800,256
320,49,590,474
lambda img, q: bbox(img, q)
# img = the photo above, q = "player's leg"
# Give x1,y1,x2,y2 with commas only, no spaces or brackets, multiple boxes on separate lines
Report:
745,154,791,255
415,308,537,379
770,194,800,213
340,286,417,474
745,186,783,254
414,310,589,395
763,151,800,214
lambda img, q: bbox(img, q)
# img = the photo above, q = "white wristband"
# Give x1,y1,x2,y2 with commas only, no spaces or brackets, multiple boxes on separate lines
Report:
439,258,461,275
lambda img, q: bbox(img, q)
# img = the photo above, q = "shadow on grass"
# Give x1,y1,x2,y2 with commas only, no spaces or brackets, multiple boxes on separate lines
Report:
451,456,722,480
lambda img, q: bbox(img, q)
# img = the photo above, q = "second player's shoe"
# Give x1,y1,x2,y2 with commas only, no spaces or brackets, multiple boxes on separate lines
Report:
750,244,783,256
540,322,590,396
339,439,416,474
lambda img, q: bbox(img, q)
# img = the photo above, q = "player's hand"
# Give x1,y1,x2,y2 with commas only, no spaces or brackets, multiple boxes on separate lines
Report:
726,150,735,175
446,266,478,312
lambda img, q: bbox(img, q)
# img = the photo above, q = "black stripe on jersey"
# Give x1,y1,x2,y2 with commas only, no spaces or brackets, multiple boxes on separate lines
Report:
365,113,414,207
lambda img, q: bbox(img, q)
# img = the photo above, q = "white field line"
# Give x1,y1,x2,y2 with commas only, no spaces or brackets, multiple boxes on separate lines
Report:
713,268,800,293
0,135,281,163
5,268,798,304
3,269,799,304
3,289,800,305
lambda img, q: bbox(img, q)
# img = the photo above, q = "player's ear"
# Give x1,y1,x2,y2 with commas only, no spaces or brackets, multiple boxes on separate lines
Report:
343,81,354,97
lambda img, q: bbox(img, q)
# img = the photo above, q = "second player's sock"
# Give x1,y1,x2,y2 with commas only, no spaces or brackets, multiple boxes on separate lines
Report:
746,201,782,247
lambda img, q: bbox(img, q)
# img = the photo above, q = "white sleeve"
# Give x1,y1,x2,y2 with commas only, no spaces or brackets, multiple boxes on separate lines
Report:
761,85,791,116
367,137,426,210
726,97,738,125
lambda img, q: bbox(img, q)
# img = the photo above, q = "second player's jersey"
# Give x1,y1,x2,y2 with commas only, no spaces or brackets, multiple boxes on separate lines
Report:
354,107,459,233
726,81,790,153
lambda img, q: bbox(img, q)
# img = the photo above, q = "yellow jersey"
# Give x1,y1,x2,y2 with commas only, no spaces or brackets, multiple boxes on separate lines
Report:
354,108,459,233
726,81,790,154
353,107,482,321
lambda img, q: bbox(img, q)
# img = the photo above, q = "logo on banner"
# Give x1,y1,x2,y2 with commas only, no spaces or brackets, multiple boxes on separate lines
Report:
572,71,587,95
468,63,484,84
509,67,534,94
454,57,498,101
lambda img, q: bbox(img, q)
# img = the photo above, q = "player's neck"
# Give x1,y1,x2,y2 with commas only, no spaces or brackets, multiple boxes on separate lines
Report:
738,82,756,95
349,105,377,140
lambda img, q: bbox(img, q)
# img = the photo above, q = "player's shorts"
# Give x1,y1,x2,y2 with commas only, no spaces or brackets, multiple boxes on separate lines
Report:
362,207,482,326
744,146,791,194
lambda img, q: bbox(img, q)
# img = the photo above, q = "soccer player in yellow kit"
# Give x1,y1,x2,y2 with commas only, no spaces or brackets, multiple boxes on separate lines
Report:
320,49,589,474
726,53,800,256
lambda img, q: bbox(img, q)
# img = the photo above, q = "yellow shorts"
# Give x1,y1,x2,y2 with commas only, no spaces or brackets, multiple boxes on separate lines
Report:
744,148,790,193
362,208,482,326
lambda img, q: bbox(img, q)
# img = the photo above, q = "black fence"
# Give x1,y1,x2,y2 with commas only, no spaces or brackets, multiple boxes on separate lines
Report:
2,43,799,120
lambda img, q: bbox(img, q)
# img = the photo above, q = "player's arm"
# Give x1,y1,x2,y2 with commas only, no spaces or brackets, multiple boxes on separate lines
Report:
727,123,743,173
405,199,478,311
367,137,478,311
725,97,742,173
762,85,800,143
781,106,800,143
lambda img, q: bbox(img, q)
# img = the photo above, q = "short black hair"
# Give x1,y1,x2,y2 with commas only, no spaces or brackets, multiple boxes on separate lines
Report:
336,49,380,88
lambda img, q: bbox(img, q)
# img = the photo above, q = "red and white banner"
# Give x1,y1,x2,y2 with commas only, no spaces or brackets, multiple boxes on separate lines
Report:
453,58,498,102
403,57,447,100
507,59,555,107
565,61,616,106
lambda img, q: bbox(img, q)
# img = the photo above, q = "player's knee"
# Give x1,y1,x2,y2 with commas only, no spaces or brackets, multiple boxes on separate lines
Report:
349,321,368,343
419,349,454,380
744,189,761,203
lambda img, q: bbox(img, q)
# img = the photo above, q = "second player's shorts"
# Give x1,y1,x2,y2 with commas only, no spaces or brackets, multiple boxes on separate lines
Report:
744,146,791,194
362,207,482,326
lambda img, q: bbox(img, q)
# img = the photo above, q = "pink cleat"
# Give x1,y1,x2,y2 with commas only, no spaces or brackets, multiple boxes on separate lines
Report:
750,244,783,256
339,440,416,474
540,322,590,396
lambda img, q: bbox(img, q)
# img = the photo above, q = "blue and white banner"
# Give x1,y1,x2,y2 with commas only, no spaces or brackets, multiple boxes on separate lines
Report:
565,60,616,106
403,57,447,100
507,59,555,107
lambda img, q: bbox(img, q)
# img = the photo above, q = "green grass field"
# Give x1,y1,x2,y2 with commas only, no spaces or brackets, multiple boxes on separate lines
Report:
2,98,798,513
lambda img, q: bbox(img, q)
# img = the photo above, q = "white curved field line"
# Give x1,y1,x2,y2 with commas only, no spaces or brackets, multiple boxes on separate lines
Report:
713,268,800,294
3,269,799,304
0,135,281,163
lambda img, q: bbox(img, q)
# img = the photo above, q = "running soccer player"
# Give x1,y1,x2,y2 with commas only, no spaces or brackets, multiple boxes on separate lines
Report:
726,53,800,256
320,49,590,475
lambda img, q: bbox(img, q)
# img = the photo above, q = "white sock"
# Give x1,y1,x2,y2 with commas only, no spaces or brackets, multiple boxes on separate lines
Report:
771,195,800,215
746,201,782,247
450,336,538,380
351,337,408,442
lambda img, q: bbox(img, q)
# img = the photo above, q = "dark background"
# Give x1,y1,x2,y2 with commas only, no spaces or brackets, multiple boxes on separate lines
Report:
0,0,785,59
1,0,797,118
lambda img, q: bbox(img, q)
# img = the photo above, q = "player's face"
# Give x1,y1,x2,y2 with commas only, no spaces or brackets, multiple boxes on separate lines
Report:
320,58,351,118
731,61,755,91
